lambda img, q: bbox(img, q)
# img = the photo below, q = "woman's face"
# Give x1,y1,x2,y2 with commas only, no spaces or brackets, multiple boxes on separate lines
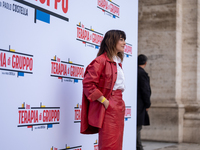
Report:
116,37,126,54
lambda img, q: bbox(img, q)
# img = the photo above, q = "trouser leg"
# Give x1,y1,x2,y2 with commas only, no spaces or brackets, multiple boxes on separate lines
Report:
98,92,125,150
137,125,144,150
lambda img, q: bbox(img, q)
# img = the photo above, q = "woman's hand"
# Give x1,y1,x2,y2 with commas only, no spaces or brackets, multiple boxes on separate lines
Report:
103,99,109,109
97,96,109,109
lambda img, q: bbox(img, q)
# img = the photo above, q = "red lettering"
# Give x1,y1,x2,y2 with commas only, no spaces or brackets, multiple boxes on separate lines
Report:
56,110,60,121
124,45,132,54
29,58,33,71
39,0,45,4
110,3,114,13
35,110,38,123
98,0,119,16
36,0,68,13
94,145,98,150
0,53,1,66
7,57,10,65
26,57,29,70
47,0,50,6
43,110,47,122
3,53,6,67
37,0,50,6
12,55,33,71
82,68,84,78
125,108,131,117
98,0,101,6
51,62,55,73
55,63,58,74
28,110,31,123
31,110,35,123
92,33,103,44
64,64,67,75
19,56,22,69
0,53,6,67
70,66,84,78
110,4,119,16
98,0,108,9
15,55,19,69
57,63,59,74
77,27,90,41
48,110,52,122
62,0,68,13
26,104,30,109
21,110,24,123
75,109,81,120
77,27,82,38
70,66,73,76
18,110,38,124
55,0,68,13
60,63,63,75
82,29,85,40
23,57,26,69
53,62,56,74
51,62,67,75
43,110,60,122
51,110,55,121
55,0,61,9
51,62,81,77
92,33,96,43
83,30,88,40
116,6,119,16
24,110,27,123
19,110,22,124
76,66,78,77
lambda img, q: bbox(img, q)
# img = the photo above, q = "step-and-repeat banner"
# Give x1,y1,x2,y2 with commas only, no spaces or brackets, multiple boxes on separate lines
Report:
0,0,138,149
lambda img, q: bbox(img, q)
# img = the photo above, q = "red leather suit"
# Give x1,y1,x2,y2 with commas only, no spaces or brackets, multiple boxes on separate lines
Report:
80,52,125,150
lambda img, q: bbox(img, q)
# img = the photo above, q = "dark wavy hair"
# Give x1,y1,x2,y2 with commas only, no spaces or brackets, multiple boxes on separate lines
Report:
97,30,126,62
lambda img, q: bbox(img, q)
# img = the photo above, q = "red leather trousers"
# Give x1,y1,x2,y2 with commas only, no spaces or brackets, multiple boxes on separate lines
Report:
98,89,125,150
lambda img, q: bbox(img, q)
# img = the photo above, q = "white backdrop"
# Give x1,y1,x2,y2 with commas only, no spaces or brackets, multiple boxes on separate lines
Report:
0,0,138,149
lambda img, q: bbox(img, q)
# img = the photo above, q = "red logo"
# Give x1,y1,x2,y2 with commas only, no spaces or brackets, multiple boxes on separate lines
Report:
97,0,120,18
35,0,69,14
0,45,33,77
18,102,60,130
74,103,81,123
94,140,98,150
14,0,69,23
77,22,103,49
124,43,132,56
51,56,84,82
125,106,131,121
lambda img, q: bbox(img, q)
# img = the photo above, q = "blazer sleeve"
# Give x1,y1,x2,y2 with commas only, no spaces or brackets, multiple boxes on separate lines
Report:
138,71,151,108
83,58,105,102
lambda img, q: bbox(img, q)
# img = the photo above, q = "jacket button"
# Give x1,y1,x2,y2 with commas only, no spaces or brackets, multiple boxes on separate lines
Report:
114,63,116,66
115,72,117,74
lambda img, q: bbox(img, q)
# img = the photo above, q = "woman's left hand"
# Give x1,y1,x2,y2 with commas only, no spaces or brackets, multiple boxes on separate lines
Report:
103,99,109,109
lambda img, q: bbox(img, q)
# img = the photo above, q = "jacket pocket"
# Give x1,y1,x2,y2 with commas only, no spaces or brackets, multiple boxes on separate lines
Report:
106,100,111,111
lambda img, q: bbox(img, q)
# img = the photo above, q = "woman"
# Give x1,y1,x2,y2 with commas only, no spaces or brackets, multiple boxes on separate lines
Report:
81,30,126,150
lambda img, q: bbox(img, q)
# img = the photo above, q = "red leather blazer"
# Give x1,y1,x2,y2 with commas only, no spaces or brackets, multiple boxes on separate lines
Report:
80,52,122,134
